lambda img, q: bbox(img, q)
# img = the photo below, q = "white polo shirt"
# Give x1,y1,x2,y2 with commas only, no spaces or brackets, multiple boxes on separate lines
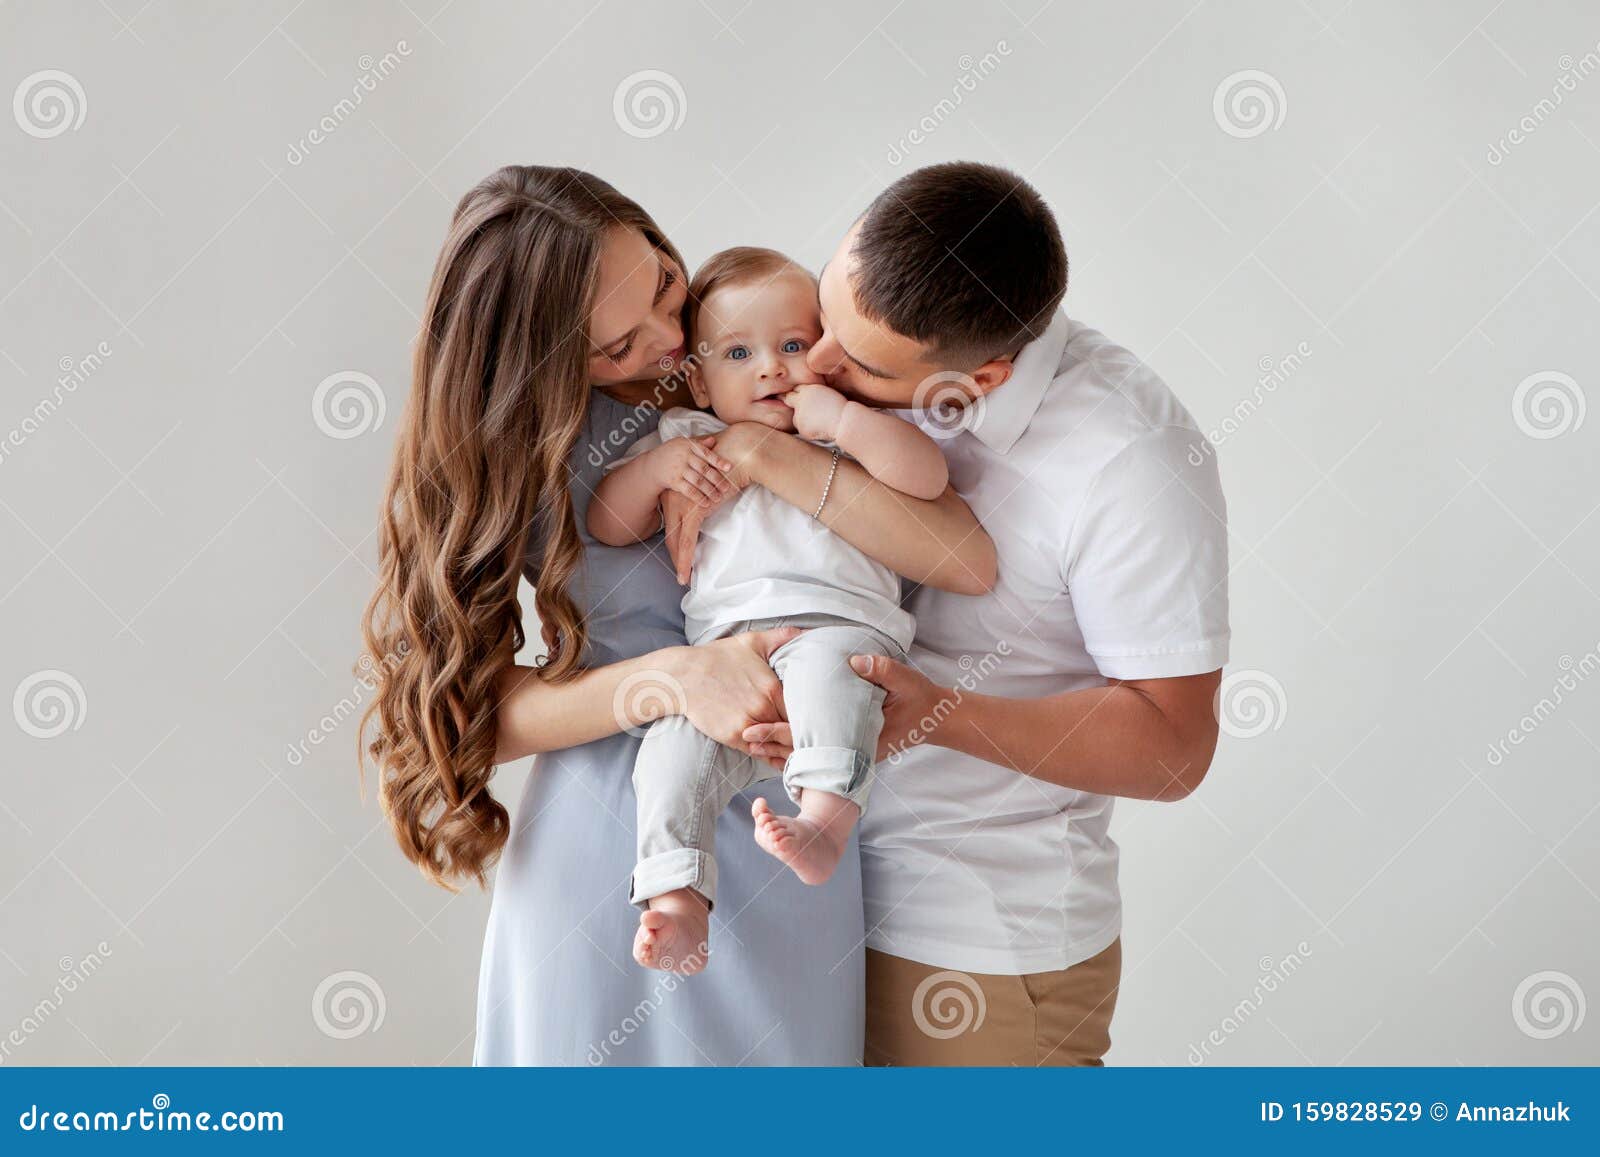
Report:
860,310,1230,975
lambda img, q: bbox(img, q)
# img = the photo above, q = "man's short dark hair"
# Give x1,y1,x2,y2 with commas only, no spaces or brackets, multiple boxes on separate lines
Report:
852,161,1067,367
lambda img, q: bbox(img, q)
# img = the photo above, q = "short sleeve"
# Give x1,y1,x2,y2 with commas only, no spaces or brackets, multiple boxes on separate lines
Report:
1064,425,1230,679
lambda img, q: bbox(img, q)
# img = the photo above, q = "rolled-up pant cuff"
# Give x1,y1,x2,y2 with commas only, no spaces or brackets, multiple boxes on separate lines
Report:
783,746,873,811
630,848,717,909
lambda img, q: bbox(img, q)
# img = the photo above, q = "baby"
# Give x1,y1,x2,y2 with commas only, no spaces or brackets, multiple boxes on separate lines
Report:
588,246,950,973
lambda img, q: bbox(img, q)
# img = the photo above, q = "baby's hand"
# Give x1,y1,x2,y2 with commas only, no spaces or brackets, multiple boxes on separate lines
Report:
781,383,850,442
648,435,734,507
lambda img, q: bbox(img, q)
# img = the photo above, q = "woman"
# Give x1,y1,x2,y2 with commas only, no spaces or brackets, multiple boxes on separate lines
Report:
361,165,995,1065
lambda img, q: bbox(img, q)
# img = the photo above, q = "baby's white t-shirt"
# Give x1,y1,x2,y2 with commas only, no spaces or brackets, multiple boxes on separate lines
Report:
609,407,916,649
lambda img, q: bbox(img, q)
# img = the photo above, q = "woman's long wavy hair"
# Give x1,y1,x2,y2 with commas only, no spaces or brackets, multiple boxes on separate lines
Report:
360,165,682,889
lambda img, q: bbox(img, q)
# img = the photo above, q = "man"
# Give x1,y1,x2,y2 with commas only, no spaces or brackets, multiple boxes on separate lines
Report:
759,161,1230,1064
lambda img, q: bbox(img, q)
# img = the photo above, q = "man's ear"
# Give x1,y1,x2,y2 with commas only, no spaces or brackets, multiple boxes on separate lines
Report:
968,357,1014,397
686,360,712,408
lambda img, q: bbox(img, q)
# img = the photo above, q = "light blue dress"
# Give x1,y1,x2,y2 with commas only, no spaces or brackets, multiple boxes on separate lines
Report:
473,392,865,1065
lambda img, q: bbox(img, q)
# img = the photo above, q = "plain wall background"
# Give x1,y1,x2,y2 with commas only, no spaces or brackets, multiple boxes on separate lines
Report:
2,0,1597,1066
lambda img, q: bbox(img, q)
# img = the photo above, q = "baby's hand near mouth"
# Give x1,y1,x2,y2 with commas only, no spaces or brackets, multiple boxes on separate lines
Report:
781,382,849,442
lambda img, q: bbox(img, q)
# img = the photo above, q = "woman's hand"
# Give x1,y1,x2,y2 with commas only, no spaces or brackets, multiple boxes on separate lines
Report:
664,626,800,755
660,424,772,582
743,651,951,766
648,435,735,508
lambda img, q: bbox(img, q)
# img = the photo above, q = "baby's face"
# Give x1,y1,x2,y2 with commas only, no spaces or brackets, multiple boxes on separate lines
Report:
690,272,822,431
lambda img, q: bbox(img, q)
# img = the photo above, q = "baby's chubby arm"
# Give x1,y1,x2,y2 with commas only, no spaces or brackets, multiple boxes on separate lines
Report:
588,435,736,546
783,383,949,501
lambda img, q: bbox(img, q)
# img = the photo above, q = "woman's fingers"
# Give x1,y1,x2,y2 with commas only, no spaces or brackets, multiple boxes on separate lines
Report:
690,436,734,474
747,625,803,662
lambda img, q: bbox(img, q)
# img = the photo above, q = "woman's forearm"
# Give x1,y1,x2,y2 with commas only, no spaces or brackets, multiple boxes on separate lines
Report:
492,647,681,762
733,425,996,594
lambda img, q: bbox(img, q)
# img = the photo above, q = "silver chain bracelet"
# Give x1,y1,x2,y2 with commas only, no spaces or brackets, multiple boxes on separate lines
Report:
813,446,840,520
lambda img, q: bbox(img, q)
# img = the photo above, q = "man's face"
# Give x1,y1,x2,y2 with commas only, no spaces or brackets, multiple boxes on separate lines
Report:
807,222,947,409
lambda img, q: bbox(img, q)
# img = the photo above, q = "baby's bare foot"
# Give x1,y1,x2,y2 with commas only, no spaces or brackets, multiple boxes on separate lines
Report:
751,795,852,885
633,889,710,974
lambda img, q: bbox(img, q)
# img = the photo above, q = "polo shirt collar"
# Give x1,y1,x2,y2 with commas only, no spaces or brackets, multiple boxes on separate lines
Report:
969,309,1072,455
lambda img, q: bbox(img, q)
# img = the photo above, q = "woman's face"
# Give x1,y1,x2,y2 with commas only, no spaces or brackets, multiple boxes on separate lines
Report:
587,226,688,386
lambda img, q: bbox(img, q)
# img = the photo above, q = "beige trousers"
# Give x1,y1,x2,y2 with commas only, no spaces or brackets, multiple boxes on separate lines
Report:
864,938,1122,1066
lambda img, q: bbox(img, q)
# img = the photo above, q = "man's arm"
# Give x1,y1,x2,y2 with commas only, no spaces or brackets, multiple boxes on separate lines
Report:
848,657,1222,800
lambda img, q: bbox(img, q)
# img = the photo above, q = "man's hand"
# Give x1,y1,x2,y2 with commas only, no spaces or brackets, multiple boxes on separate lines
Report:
781,383,850,442
848,653,947,761
741,651,950,765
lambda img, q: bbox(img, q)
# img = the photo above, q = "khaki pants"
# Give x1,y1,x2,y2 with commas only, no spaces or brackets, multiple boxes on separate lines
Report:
864,938,1121,1066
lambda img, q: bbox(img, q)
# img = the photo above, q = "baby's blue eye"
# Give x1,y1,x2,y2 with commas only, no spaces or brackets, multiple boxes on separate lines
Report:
781,339,805,354
727,345,749,361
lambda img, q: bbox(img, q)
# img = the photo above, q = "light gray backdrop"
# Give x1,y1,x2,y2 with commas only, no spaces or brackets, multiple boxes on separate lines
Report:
2,0,1597,1066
